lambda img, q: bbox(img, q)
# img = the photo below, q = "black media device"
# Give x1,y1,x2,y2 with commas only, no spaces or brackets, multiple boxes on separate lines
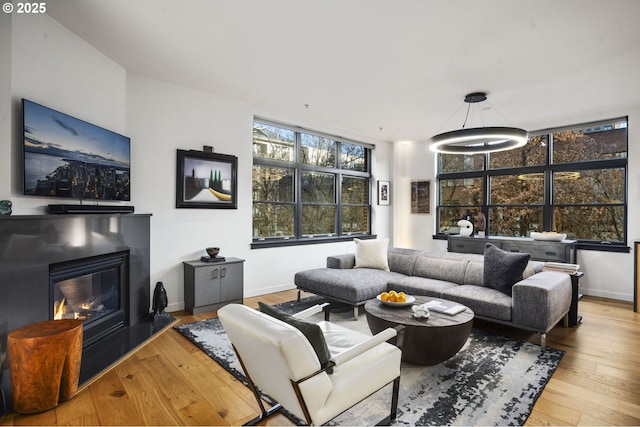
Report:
47,204,135,214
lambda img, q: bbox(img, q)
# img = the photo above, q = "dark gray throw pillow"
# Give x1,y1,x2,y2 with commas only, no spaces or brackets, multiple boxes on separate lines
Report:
258,302,333,373
483,243,530,296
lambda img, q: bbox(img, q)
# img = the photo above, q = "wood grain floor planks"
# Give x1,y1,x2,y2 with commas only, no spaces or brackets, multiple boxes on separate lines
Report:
1,292,638,426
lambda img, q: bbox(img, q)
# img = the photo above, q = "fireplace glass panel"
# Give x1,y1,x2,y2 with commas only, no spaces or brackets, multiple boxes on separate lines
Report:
53,267,120,324
50,250,129,349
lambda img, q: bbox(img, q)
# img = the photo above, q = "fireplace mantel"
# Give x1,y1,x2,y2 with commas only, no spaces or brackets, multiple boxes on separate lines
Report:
0,213,153,391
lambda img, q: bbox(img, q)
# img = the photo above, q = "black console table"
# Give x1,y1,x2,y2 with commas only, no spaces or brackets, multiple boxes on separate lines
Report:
447,235,577,263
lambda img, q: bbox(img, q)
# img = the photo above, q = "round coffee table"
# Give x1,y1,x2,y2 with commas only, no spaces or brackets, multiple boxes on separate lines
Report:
364,295,474,365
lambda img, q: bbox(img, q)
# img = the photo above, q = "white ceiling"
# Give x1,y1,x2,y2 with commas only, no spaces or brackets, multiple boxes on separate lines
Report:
46,0,640,143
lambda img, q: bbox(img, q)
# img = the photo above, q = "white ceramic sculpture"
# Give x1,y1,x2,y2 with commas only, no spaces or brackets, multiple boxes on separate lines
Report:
411,304,430,319
457,219,473,237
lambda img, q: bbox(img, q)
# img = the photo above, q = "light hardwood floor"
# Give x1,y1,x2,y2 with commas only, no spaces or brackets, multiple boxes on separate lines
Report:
1,291,638,426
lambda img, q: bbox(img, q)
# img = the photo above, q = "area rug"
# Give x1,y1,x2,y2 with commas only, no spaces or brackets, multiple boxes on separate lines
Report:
175,298,564,426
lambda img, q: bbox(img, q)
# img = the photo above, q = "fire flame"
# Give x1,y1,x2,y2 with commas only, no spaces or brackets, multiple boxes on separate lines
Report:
53,298,66,320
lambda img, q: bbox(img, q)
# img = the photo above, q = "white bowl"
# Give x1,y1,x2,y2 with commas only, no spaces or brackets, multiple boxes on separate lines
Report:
530,232,567,241
376,294,415,307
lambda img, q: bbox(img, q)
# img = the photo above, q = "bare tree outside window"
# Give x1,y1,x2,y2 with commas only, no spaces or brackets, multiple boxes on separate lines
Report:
301,134,335,167
252,120,371,244
252,123,294,162
436,118,628,247
342,176,369,233
252,166,294,238
438,177,481,233
341,143,368,171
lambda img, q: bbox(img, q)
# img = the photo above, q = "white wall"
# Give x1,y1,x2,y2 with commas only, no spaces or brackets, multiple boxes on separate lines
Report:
3,14,393,312
578,105,640,302
5,12,635,307
392,141,438,250
0,12,11,195
126,74,393,310
5,13,127,212
392,106,640,302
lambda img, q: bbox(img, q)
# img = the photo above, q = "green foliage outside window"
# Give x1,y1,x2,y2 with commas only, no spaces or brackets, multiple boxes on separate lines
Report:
253,120,371,242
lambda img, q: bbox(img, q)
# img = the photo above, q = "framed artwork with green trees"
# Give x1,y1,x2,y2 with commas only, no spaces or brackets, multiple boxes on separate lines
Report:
176,149,238,209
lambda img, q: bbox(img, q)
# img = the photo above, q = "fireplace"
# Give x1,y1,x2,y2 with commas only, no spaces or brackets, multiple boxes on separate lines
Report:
50,251,129,349
0,214,156,404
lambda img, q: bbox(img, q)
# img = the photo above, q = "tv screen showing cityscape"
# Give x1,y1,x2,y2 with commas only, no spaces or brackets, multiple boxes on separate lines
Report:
22,99,131,201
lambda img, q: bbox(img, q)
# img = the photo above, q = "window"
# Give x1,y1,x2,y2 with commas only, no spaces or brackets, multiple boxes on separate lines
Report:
436,118,628,250
252,119,372,246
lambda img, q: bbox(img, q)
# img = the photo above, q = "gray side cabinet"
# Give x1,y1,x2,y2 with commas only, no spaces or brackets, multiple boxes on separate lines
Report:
183,257,245,314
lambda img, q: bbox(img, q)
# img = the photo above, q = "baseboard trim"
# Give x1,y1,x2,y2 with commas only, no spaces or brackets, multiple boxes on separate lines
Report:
580,288,633,302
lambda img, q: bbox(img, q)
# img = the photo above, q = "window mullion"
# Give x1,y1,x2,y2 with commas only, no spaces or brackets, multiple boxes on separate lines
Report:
295,131,303,240
543,169,553,231
336,172,342,236
482,173,489,230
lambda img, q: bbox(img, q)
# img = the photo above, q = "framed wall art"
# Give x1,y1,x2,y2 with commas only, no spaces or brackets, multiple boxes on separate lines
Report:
176,149,238,209
410,180,430,214
377,180,390,206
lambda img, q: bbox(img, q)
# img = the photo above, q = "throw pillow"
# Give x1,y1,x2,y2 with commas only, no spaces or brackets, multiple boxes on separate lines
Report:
258,302,333,373
483,243,531,296
354,238,390,271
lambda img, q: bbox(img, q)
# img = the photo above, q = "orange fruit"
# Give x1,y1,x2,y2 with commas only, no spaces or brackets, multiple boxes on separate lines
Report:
388,290,397,302
397,292,406,303
380,292,389,301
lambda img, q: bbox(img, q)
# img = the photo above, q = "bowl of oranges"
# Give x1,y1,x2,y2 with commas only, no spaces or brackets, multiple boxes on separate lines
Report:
377,290,415,307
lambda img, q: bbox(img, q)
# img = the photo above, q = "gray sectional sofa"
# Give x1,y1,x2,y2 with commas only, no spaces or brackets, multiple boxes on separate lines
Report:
294,247,573,348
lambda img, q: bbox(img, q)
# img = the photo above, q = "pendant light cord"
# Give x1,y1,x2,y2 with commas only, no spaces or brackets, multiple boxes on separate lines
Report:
485,99,515,127
462,98,486,129
435,102,465,134
462,103,471,129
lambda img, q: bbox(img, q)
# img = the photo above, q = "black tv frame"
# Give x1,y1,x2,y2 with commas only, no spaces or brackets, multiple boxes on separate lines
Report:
22,99,131,202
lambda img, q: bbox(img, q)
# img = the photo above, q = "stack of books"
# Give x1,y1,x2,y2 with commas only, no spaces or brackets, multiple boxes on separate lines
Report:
543,262,580,273
423,300,467,315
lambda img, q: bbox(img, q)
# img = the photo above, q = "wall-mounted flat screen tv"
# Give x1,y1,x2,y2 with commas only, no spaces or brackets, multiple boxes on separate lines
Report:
22,99,131,201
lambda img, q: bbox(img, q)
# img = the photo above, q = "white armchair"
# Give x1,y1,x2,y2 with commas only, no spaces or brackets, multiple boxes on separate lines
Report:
218,303,402,426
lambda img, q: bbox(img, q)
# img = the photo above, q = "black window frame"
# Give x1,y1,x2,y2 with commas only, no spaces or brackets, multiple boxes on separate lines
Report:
252,118,373,249
434,117,629,252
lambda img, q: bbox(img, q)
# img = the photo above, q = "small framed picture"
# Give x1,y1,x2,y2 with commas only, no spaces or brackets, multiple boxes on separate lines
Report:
176,149,238,209
410,180,430,214
377,180,390,206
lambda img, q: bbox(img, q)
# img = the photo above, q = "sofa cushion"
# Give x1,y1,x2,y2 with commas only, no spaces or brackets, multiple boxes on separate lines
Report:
483,243,530,296
413,254,470,285
327,253,356,269
464,256,544,286
463,257,486,286
524,261,544,277
387,275,457,298
258,302,333,372
354,238,389,271
387,247,421,276
295,268,405,304
440,285,512,321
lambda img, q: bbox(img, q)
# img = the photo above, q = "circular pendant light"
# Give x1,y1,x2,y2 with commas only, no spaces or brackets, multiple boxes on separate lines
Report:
429,92,529,154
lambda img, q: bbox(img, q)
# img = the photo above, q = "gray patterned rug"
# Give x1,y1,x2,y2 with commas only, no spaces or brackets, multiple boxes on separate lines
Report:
175,298,564,426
